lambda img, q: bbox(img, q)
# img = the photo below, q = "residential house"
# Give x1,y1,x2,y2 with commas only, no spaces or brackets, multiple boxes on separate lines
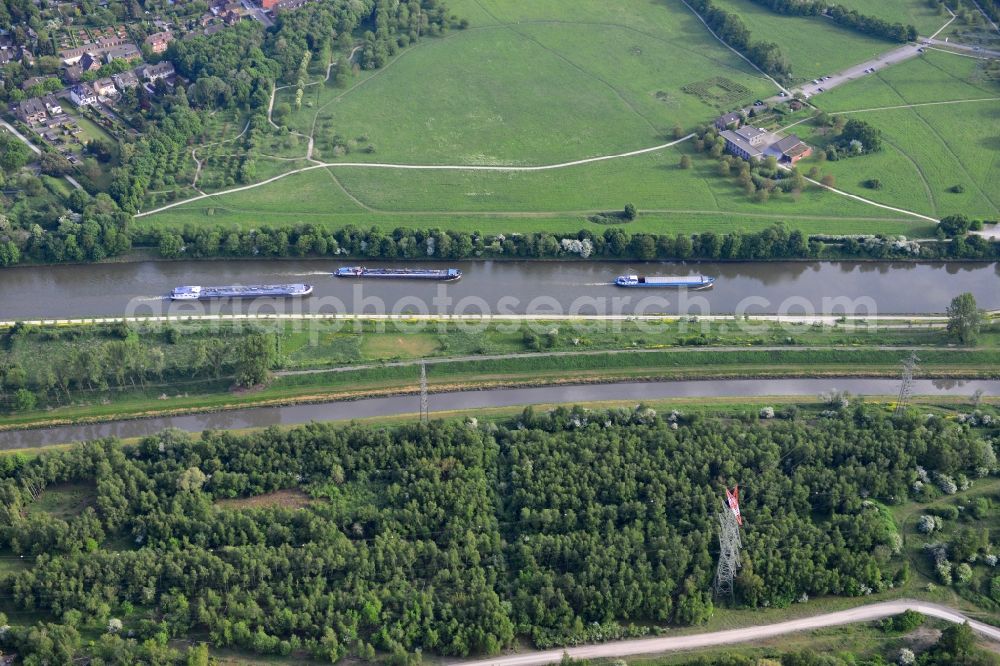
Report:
64,64,84,82
104,43,141,64
140,62,175,82
79,52,103,73
714,111,741,131
20,75,48,91
44,95,63,115
93,77,117,97
720,125,767,161
14,97,47,124
765,134,813,164
144,30,174,54
112,70,139,90
59,36,130,65
69,83,97,106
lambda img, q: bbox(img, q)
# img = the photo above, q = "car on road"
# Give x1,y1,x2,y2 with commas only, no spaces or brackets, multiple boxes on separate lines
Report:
817,87,824,92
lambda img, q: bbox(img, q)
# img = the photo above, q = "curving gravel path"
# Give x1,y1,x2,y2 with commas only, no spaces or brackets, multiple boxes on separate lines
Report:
454,600,1000,666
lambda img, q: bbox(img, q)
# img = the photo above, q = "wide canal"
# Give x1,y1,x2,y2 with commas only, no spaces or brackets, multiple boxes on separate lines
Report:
0,259,997,318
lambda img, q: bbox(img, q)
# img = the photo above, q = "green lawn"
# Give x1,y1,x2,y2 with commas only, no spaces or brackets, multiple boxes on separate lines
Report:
806,51,1000,221
833,0,950,37
138,0,988,238
709,0,900,83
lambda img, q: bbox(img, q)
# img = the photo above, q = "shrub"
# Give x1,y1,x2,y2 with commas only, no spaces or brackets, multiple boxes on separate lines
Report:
950,183,966,194
864,178,883,190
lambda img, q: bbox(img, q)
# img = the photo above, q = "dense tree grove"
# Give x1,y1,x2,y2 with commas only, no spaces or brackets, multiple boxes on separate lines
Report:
686,0,791,78
0,0,458,264
0,323,277,412
0,404,997,662
745,0,917,42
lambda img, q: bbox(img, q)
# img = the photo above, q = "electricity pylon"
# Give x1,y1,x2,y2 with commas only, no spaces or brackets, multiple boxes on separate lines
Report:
714,486,743,601
895,352,919,416
419,361,429,424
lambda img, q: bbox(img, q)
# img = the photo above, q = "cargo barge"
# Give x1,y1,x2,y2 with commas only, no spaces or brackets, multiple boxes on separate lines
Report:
335,266,462,281
170,284,314,300
615,274,715,289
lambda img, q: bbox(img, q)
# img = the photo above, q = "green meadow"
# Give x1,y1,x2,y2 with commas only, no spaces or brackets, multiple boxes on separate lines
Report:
140,0,990,239
708,0,901,83
807,51,1000,221
832,0,949,37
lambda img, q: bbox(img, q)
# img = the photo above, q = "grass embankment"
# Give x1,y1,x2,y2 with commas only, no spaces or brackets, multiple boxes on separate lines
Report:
2,347,998,433
2,318,997,432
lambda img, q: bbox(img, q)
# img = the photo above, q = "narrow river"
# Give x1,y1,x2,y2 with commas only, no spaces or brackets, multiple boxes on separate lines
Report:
0,259,997,318
3,378,996,450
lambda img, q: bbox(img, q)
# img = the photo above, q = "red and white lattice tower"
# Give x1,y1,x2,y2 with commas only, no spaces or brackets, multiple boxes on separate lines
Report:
714,485,743,600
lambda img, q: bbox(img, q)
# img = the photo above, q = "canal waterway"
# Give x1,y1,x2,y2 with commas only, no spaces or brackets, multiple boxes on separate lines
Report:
3,378,996,450
0,260,997,319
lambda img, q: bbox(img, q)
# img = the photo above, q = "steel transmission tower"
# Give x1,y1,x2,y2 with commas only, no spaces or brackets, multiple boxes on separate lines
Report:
419,361,429,423
714,487,743,601
895,352,919,416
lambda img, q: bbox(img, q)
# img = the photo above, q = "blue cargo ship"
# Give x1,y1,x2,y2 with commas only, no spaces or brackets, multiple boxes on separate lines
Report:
170,284,314,300
615,274,715,289
335,266,462,281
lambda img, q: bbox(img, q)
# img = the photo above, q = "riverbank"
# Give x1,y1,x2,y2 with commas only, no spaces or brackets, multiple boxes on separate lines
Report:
3,373,998,449
2,317,997,436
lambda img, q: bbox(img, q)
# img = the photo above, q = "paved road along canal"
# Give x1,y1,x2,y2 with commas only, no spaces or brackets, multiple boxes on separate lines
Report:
3,378,997,450
0,260,997,319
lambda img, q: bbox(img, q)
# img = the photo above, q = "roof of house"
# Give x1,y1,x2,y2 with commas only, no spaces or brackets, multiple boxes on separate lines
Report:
716,111,741,125
71,83,95,97
720,129,763,158
734,126,766,142
94,77,115,89
113,70,139,83
105,43,140,60
144,31,174,44
143,62,175,76
17,97,47,116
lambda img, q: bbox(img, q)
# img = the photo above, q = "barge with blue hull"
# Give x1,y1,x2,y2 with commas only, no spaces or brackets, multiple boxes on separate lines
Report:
615,274,715,289
335,266,462,281
171,284,314,300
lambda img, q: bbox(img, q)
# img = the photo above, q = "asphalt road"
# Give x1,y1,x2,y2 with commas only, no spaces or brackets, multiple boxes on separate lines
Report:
768,43,923,104
454,600,1000,666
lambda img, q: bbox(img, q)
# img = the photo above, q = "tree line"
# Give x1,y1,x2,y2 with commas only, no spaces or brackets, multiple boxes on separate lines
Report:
153,222,1000,263
0,403,997,662
686,0,791,78
0,323,279,413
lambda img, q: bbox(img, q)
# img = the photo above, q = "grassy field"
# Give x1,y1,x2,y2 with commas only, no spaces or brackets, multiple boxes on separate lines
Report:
708,0,902,83
834,0,950,37
137,0,951,238
805,51,1000,221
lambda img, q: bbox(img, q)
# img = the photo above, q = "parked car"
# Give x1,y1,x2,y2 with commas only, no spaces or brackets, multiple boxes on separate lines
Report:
754,99,764,106
778,91,787,97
